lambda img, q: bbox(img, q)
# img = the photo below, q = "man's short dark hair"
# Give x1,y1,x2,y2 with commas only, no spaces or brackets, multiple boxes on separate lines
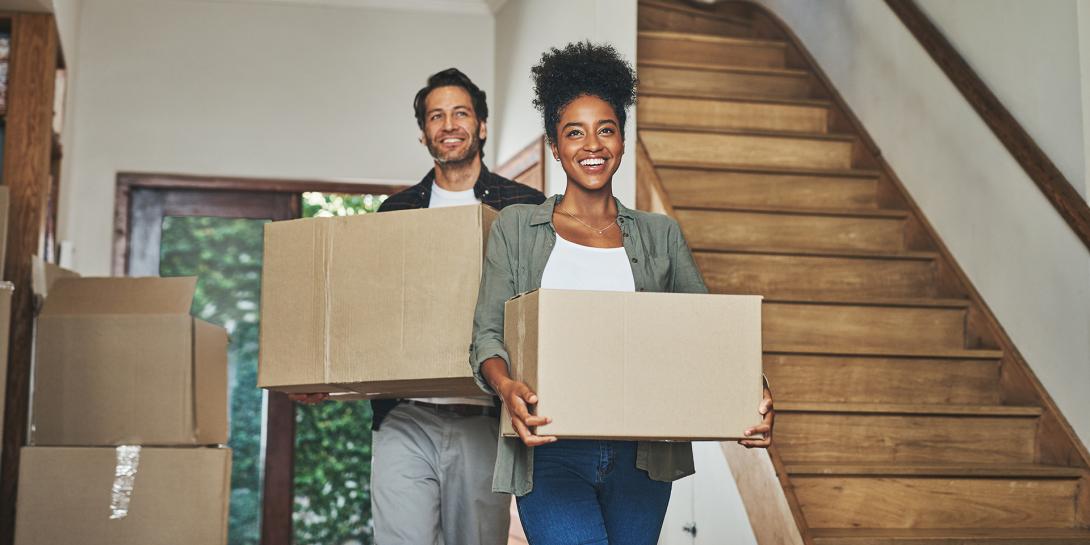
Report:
413,69,490,159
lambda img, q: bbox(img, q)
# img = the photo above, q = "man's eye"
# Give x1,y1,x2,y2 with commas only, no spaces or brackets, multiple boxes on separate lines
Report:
430,114,442,121
456,111,468,118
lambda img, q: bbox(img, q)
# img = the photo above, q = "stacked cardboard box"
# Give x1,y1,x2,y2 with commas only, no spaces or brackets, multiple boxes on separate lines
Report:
0,187,9,463
15,275,232,545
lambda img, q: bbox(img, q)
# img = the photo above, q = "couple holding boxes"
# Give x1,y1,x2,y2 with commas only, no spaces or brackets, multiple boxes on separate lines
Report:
287,42,774,545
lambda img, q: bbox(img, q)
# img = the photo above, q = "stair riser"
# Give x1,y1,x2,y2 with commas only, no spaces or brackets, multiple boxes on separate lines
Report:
638,4,751,37
639,95,829,133
764,354,1000,405
795,476,1079,529
660,168,878,210
696,253,937,299
643,130,854,170
764,302,967,353
639,65,812,99
776,413,1037,464
677,209,904,254
640,36,786,68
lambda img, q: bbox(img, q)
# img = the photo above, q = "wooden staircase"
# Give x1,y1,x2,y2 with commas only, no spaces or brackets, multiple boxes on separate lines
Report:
636,1,1090,544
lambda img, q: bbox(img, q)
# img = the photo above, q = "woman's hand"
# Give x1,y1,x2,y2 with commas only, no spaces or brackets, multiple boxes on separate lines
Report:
481,355,556,447
739,387,774,449
288,393,330,405
495,377,556,447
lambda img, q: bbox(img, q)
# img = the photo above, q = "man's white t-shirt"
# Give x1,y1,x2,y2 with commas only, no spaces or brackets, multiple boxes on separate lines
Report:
411,182,493,407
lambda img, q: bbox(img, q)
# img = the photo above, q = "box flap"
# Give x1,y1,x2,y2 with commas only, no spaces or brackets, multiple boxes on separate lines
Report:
40,276,197,317
194,319,229,444
30,256,80,299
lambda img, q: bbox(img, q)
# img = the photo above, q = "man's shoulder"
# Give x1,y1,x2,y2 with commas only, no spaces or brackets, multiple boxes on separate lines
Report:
484,170,546,207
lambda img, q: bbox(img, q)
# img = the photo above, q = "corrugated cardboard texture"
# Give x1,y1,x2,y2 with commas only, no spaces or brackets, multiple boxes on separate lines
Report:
259,204,498,398
14,446,231,545
0,283,12,461
32,277,228,446
502,290,763,441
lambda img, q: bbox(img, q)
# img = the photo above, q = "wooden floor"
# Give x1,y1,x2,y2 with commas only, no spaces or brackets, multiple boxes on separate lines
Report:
635,1,1090,543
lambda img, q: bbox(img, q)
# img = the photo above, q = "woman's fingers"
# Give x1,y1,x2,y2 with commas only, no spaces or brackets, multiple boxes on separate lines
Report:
511,416,557,447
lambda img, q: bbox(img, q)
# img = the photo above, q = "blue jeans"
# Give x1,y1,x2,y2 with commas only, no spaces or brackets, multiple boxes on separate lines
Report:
515,440,672,545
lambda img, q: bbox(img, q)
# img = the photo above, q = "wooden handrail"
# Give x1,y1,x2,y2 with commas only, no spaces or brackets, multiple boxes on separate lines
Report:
885,0,1090,252
635,137,676,216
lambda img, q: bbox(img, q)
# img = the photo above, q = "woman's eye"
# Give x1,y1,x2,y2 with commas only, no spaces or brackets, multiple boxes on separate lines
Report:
600,127,615,135
567,129,583,137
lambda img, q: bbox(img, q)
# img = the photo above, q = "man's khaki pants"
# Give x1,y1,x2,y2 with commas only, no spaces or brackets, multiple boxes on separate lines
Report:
372,403,510,545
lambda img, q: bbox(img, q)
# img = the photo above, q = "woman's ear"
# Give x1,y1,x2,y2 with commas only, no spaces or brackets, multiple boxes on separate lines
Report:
550,140,559,161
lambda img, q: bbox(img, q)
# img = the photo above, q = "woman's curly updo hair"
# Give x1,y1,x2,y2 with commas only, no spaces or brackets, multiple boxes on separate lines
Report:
531,41,638,144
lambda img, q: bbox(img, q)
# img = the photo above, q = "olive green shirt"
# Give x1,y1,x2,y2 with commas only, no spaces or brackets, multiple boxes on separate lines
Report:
470,195,709,496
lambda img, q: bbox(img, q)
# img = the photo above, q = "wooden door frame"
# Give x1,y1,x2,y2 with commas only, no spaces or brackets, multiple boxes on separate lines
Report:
113,172,407,545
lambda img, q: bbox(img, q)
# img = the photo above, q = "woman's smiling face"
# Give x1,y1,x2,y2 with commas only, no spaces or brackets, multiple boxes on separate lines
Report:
551,94,624,193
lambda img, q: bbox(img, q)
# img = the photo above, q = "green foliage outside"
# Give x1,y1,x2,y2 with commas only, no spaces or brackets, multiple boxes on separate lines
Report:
159,216,267,545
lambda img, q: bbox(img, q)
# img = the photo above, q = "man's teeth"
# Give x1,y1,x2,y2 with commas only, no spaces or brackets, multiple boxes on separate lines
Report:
580,158,605,166
442,138,463,144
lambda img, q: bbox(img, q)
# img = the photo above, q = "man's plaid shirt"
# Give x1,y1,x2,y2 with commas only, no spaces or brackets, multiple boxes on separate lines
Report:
378,164,546,213
371,164,546,430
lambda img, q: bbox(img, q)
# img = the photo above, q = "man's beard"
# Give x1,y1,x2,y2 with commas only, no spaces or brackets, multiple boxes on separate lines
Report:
426,129,481,166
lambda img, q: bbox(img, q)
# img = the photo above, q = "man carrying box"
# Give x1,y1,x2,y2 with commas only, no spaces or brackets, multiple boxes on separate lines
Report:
291,68,544,545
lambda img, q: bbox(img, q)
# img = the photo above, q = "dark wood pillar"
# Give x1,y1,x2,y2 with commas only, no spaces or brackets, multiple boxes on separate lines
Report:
0,13,59,544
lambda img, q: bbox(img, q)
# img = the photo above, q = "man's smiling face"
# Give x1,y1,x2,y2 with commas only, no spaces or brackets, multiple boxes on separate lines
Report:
421,85,487,165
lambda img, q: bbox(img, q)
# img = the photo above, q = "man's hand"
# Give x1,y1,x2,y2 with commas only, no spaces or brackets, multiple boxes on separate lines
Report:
739,387,774,449
495,377,556,447
288,393,330,405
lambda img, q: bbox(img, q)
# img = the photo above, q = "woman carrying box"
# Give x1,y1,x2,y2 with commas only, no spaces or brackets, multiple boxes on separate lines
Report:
470,41,775,545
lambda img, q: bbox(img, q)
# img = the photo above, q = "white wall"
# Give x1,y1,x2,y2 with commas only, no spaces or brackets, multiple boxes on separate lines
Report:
756,0,1090,448
1080,1,1090,199
59,0,494,275
492,0,637,205
916,0,1088,201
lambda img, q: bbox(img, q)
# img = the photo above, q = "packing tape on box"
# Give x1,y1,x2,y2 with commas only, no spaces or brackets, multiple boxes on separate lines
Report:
109,445,141,520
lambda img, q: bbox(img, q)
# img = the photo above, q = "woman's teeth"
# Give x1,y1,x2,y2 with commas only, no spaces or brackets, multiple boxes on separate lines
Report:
579,158,605,166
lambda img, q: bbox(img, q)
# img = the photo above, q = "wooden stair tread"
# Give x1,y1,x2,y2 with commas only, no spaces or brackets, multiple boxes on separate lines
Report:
786,463,1086,478
693,244,934,261
764,345,1003,359
776,402,1042,417
638,0,752,26
638,29,786,48
641,123,856,142
638,59,809,77
639,89,833,108
811,528,1090,541
761,295,971,309
676,203,910,219
653,159,880,179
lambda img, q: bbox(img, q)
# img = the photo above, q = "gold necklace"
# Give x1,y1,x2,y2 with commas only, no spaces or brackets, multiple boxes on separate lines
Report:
559,207,617,235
